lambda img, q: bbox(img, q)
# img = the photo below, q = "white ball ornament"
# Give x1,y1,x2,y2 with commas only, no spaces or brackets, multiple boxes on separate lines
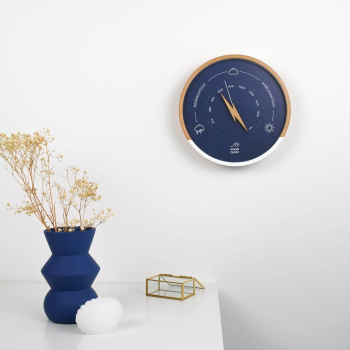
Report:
76,297,123,335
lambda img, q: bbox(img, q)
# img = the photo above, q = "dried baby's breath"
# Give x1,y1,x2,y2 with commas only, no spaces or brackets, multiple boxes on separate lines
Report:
0,129,114,232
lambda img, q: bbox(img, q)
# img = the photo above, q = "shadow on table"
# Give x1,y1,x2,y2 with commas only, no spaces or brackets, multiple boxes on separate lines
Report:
219,288,279,350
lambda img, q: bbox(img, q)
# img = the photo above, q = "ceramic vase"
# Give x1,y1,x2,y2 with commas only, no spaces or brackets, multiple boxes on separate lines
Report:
41,228,100,324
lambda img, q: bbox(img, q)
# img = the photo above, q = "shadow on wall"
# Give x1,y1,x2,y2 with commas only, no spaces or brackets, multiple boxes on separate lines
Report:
219,288,279,350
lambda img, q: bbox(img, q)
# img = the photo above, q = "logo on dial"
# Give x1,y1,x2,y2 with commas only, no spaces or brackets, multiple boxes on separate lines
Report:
230,143,239,154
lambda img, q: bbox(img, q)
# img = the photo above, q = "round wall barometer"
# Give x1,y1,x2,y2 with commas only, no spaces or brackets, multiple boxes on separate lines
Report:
179,55,291,166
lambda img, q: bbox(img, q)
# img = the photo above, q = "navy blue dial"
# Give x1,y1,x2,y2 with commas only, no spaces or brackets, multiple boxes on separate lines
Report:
179,55,290,166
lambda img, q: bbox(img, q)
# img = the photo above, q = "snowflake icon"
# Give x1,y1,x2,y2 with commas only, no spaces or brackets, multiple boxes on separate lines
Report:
264,123,274,133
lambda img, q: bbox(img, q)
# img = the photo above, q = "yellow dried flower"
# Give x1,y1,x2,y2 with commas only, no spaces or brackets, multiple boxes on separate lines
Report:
0,129,114,232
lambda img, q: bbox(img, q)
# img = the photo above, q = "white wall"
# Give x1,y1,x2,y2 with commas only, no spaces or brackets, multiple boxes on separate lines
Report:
0,0,349,349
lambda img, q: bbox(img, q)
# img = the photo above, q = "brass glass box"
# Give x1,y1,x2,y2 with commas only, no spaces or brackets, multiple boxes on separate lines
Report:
146,274,204,301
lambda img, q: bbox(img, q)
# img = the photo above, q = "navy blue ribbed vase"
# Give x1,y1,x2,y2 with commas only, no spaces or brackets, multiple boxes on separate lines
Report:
41,228,100,324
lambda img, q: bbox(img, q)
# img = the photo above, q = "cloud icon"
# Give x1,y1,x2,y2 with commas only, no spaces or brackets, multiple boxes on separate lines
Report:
194,124,205,135
228,68,239,75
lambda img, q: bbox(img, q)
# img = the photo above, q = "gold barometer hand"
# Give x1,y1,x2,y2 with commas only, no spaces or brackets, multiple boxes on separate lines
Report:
220,93,249,132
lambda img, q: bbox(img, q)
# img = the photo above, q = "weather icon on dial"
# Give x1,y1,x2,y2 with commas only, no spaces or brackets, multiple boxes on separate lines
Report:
264,123,274,133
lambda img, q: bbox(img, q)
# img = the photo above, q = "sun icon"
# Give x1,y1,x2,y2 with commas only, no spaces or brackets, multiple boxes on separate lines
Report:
264,123,274,133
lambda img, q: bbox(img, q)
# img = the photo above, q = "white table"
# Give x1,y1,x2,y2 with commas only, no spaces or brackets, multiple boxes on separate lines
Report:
0,282,224,350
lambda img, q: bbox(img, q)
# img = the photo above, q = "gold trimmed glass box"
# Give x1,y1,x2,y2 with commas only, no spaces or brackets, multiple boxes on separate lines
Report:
146,274,204,301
